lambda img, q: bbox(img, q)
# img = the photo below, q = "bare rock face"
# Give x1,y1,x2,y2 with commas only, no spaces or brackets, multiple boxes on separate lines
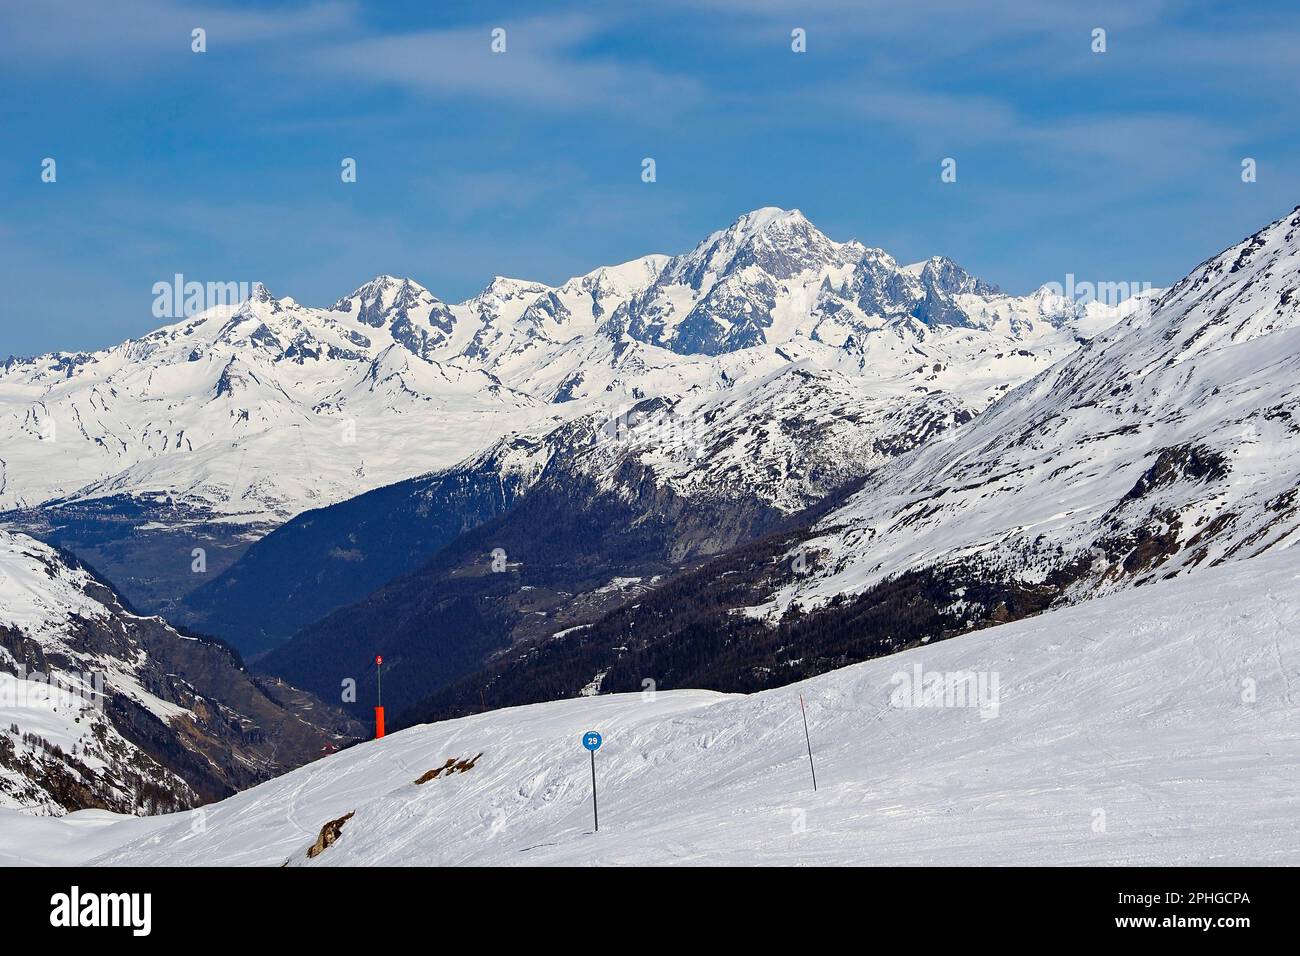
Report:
414,753,482,784
307,811,355,859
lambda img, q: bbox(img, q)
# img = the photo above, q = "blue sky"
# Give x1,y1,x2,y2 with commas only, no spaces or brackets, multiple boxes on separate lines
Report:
2,0,1298,357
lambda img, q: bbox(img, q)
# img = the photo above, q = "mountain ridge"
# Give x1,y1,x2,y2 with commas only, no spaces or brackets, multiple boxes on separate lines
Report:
1,207,1131,624
381,201,1300,723
0,529,360,815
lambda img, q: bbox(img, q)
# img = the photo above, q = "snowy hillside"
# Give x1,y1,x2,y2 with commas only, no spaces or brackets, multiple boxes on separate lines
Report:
0,528,188,816
760,204,1300,617
3,550,1296,866
0,530,356,815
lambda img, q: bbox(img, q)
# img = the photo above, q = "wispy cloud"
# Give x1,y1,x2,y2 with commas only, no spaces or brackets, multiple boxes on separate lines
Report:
0,2,702,117
675,0,1171,54
0,0,357,69
303,13,700,113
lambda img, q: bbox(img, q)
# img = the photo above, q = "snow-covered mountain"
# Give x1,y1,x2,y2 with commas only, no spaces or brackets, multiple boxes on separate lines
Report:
0,207,1129,620
367,202,1300,730
612,207,1039,354
0,530,357,815
755,204,1300,618
0,208,1124,524
0,281,552,524
4,551,1296,865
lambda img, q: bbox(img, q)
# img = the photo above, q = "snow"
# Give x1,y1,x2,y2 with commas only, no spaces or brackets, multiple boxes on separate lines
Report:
0,670,102,757
0,530,201,813
0,535,108,638
0,207,1130,532
551,624,593,639
3,549,1296,865
0,810,171,866
763,205,1300,615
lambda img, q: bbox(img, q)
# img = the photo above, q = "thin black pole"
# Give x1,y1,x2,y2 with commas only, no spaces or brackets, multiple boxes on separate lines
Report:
590,750,599,831
800,694,817,792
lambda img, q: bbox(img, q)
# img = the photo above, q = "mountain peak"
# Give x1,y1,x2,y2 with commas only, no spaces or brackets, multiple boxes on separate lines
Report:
227,281,284,321
478,275,550,297
330,276,449,336
335,275,434,307
729,206,807,235
244,282,283,312
664,207,837,293
917,256,1000,298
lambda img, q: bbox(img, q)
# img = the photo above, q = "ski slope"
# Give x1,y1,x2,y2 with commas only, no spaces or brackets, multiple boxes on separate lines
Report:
2,549,1297,866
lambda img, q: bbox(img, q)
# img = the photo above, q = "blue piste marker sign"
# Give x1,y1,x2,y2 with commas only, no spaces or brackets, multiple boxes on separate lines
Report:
582,731,602,831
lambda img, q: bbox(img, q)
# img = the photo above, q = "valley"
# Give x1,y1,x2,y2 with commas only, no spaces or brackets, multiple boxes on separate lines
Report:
2,203,1296,837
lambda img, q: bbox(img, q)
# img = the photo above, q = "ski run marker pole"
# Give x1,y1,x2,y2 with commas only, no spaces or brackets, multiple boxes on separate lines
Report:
800,694,817,792
374,654,385,739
